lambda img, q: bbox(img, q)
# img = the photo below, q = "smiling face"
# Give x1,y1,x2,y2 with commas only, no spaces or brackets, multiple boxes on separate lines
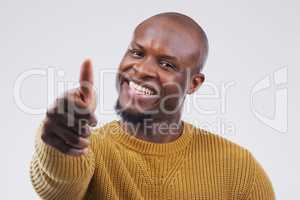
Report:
115,13,208,123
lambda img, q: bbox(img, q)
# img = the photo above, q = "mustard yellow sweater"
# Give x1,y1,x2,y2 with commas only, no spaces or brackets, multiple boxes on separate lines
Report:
30,120,275,200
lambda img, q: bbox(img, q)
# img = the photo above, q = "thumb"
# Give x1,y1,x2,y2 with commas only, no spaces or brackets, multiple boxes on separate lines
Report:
79,59,94,101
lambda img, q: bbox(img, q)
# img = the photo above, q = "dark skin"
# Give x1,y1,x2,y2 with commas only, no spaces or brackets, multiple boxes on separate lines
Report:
117,13,207,143
41,12,208,156
41,59,97,156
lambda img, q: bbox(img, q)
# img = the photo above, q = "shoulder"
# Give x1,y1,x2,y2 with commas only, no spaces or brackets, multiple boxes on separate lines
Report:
187,121,256,178
188,121,260,170
186,121,252,160
187,121,275,199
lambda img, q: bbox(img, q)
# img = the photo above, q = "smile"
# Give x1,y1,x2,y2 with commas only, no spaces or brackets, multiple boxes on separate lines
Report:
129,81,156,96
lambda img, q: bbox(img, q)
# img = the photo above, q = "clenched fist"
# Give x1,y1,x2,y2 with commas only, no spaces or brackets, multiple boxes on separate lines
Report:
41,59,97,156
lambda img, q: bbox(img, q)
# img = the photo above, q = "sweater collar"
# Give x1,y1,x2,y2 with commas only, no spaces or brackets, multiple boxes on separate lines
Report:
107,120,194,155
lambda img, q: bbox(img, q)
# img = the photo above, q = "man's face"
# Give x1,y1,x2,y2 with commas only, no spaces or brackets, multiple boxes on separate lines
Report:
116,19,202,119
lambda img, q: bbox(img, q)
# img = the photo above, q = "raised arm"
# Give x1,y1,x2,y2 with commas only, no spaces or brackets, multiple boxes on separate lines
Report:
30,59,97,199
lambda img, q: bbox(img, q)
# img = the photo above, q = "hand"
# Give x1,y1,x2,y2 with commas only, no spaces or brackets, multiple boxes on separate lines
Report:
41,59,97,156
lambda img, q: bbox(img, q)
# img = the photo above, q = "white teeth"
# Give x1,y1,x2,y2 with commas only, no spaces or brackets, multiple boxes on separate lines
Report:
129,81,154,96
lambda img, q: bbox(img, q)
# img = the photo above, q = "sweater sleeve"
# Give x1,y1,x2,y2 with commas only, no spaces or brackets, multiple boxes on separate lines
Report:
29,122,95,200
245,154,276,200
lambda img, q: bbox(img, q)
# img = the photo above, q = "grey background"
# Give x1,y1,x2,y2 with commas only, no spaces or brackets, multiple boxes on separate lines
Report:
1,0,299,199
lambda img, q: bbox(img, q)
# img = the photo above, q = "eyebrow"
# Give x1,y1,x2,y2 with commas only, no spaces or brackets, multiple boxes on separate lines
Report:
131,41,144,50
131,41,179,62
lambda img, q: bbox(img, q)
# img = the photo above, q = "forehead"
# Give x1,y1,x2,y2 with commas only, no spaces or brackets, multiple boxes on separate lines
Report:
132,20,201,65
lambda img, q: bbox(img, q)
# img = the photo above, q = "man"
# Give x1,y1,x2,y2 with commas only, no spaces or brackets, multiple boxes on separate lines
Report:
30,12,275,199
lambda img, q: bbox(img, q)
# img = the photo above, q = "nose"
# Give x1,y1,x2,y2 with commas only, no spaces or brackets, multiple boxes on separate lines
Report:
132,58,157,79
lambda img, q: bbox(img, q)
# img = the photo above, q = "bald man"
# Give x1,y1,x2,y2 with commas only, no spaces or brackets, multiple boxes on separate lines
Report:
30,12,275,200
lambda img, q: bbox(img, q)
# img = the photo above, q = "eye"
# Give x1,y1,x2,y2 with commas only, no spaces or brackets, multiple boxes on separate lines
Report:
129,49,144,58
159,60,177,71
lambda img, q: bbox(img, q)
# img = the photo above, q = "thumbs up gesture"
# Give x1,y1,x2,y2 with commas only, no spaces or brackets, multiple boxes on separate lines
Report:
41,59,97,156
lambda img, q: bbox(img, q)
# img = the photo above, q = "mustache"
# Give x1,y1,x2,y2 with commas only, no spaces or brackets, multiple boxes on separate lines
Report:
114,99,152,125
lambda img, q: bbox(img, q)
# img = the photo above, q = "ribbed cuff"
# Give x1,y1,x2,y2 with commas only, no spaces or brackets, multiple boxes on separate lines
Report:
34,122,95,182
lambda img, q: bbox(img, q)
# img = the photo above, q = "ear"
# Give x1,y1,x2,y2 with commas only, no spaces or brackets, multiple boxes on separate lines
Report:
187,73,205,94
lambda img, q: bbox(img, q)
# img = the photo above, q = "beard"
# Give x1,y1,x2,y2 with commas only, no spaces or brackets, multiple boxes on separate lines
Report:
114,99,153,125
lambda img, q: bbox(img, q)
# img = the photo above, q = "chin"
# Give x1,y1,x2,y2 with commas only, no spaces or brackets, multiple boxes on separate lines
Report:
114,99,153,125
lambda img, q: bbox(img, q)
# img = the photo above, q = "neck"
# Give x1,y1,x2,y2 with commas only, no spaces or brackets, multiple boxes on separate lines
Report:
120,113,183,143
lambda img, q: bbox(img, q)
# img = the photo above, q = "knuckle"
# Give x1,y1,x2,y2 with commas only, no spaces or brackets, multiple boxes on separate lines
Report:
70,137,89,148
88,115,98,127
46,108,56,118
43,118,52,129
79,138,90,148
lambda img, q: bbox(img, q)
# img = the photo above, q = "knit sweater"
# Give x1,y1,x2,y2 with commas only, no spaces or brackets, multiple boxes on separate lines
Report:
30,120,275,200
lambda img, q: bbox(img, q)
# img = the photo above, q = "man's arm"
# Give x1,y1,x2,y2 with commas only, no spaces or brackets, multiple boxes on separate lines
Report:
29,60,97,199
30,122,95,200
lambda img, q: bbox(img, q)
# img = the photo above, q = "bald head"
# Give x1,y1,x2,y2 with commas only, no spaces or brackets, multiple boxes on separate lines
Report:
135,12,209,72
